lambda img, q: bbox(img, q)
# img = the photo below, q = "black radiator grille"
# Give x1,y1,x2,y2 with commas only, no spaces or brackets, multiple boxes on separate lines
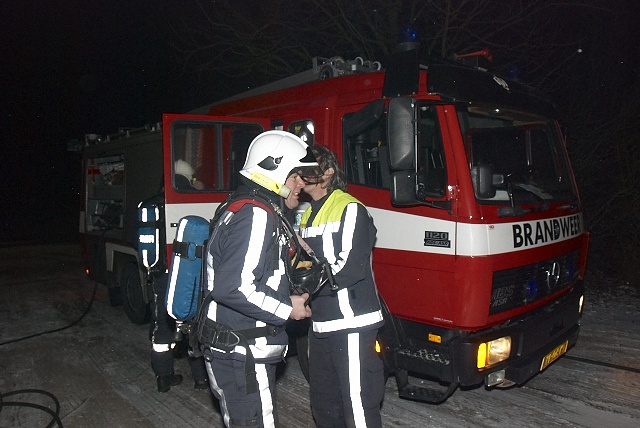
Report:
489,251,579,315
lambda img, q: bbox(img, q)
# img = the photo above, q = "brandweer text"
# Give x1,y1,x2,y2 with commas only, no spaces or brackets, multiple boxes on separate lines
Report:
512,215,582,248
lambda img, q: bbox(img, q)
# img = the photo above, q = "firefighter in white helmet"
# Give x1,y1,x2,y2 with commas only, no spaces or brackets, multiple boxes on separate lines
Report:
174,159,204,190
201,130,316,427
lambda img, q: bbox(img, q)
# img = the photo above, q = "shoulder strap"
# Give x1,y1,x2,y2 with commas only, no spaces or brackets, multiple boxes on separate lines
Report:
226,198,277,225
172,239,205,259
203,193,284,306
210,190,279,229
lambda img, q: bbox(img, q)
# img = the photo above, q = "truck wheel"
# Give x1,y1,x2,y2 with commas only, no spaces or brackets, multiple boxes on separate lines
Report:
108,286,122,306
106,271,122,306
120,262,150,324
296,334,310,382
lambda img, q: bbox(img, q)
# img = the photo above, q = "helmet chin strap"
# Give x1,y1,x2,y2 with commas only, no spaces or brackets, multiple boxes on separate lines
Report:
249,171,291,197
278,185,291,198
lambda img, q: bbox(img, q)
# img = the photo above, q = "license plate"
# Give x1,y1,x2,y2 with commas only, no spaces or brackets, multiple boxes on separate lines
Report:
540,340,568,371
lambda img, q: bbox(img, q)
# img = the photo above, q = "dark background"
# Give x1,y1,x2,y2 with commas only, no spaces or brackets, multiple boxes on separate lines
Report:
1,2,248,245
1,1,639,284
1,2,218,244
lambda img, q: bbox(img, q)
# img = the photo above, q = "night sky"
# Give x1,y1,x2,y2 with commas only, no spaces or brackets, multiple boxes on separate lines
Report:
1,2,218,244
2,1,639,258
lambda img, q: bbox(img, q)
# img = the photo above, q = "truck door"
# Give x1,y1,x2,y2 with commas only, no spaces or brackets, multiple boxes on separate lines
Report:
161,114,271,258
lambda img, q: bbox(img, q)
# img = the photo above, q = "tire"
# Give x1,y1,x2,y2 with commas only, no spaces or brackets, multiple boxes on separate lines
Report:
296,334,310,382
120,262,150,324
381,346,392,386
377,299,395,385
107,271,122,307
108,286,122,306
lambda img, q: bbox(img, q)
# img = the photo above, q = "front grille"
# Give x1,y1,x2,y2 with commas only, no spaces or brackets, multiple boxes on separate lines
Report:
489,251,579,315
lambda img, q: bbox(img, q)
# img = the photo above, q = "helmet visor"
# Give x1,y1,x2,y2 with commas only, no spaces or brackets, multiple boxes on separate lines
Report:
296,165,325,184
299,146,318,164
288,146,321,182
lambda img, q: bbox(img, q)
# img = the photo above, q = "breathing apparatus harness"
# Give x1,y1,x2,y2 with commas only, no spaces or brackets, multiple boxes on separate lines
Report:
190,187,334,393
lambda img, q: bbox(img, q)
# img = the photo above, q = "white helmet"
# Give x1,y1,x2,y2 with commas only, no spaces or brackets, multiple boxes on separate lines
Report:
175,159,194,181
240,130,318,197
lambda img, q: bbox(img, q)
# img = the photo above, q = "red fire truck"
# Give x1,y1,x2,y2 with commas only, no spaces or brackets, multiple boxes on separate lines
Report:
78,49,589,403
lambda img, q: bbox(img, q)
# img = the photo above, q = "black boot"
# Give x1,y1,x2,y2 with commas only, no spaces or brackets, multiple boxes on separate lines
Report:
194,379,209,390
189,356,209,390
157,374,183,393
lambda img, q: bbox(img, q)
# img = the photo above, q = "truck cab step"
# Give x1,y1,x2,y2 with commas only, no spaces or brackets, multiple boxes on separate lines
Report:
395,369,458,404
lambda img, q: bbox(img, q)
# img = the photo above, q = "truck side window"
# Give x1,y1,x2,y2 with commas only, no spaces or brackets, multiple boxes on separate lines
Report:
171,122,263,192
343,101,389,189
86,155,125,232
416,105,447,198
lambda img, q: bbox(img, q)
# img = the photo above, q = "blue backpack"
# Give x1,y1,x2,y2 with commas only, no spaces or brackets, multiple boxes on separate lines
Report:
166,196,278,323
166,215,210,322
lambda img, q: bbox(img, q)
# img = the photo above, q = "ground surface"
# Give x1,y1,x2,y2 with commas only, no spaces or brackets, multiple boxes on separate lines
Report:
1,244,638,427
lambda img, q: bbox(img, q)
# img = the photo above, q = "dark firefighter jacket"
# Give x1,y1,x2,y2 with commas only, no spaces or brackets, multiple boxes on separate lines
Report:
299,189,384,336
204,180,292,363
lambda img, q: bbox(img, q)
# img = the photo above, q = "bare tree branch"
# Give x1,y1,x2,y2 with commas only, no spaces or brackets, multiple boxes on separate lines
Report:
154,0,639,283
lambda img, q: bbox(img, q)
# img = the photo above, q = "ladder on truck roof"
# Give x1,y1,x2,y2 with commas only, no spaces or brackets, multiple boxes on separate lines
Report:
83,123,162,146
189,56,383,114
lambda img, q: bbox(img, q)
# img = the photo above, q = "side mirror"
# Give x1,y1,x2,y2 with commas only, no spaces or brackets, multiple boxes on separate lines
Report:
470,165,497,199
387,97,416,171
390,171,418,206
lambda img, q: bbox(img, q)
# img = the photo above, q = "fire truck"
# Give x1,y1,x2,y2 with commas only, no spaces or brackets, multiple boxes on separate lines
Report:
77,47,589,403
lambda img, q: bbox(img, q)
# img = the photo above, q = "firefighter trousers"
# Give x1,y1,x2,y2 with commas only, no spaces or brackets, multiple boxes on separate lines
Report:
150,273,207,382
150,272,176,376
206,355,279,428
309,329,384,428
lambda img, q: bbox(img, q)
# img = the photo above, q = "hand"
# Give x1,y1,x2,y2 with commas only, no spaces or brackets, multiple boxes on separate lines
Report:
289,293,312,320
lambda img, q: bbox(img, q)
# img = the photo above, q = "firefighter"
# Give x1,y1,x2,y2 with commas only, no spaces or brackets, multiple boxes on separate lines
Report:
150,271,209,392
140,186,208,393
175,159,205,190
202,130,316,427
298,145,385,428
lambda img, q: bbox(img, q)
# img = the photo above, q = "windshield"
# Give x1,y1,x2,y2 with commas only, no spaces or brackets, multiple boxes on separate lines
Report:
459,105,577,205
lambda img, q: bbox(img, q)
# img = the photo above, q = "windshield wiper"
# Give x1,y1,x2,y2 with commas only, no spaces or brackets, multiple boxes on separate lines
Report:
498,205,530,217
498,181,550,218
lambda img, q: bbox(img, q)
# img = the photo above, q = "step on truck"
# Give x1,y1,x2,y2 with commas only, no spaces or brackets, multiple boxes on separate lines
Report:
76,47,589,403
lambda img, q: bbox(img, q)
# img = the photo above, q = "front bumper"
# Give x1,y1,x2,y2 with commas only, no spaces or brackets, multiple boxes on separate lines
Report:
455,283,584,387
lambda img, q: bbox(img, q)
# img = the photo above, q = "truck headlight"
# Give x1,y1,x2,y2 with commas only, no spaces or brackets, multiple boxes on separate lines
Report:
477,336,511,369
